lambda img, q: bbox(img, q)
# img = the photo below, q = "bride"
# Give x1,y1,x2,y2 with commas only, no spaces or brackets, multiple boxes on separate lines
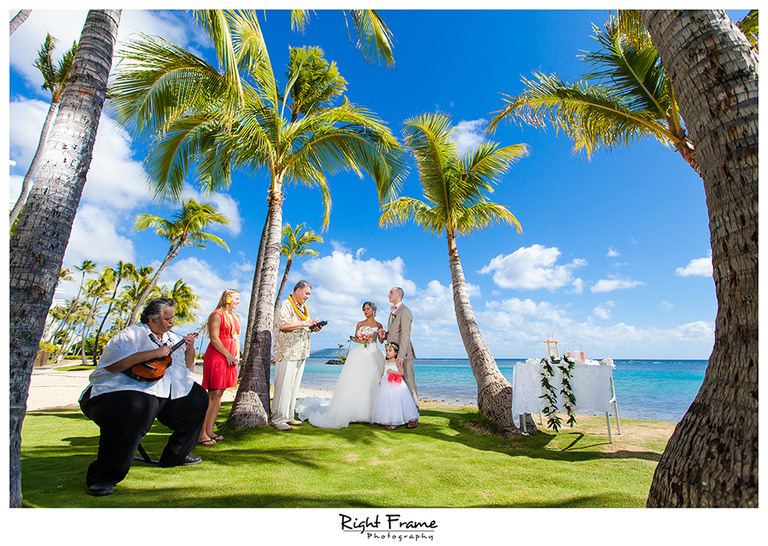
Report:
296,302,384,429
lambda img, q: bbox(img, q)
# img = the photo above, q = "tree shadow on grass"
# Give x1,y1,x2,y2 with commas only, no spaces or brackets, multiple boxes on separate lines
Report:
415,408,663,463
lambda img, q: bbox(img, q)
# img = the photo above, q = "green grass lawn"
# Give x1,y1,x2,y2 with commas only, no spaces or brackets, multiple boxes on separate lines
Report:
20,402,674,508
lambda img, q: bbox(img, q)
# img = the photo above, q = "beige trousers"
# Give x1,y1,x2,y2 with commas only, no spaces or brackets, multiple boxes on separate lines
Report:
402,358,419,409
272,359,306,426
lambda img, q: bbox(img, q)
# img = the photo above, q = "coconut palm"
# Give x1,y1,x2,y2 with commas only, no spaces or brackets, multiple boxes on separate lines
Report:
380,113,529,432
10,10,31,36
115,265,157,331
10,34,78,226
129,199,229,325
50,259,96,343
77,271,114,365
158,278,201,326
109,11,406,428
488,15,700,173
275,223,323,309
9,10,121,507
640,9,758,508
91,261,135,365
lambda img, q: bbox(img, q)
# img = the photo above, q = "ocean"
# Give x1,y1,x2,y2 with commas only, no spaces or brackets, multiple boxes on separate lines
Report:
299,358,708,423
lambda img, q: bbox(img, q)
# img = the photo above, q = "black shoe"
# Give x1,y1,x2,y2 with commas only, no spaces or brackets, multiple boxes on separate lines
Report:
87,482,114,496
159,453,202,468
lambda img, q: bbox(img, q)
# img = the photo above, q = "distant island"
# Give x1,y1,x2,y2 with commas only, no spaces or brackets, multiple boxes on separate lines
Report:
309,347,349,358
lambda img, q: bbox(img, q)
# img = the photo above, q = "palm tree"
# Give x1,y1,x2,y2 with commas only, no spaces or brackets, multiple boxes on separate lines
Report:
640,9,757,508
129,199,229,325
158,278,201,326
9,10,31,36
380,113,529,432
114,265,156,331
109,11,406,428
9,9,121,507
488,15,699,173
77,272,113,365
10,34,78,226
50,259,96,344
92,261,135,365
275,223,323,309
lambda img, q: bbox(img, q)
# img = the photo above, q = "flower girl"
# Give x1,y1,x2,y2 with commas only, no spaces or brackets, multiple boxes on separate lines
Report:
371,342,420,430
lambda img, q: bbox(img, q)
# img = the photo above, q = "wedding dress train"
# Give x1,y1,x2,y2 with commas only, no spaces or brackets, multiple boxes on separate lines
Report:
296,339,384,429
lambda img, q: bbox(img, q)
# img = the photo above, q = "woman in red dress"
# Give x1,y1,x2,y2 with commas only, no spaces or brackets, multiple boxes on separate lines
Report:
198,289,241,445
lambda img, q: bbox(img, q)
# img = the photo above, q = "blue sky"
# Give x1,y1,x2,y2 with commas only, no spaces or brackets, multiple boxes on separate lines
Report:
9,8,745,360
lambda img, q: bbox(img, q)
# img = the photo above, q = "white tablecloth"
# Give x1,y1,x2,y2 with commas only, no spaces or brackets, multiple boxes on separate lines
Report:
512,358,616,416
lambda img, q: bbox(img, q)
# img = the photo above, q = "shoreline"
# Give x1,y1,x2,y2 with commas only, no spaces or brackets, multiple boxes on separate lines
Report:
25,363,471,412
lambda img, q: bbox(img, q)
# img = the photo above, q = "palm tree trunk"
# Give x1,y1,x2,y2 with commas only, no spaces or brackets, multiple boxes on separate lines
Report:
446,232,525,434
8,9,120,508
274,257,293,312
92,279,122,366
230,188,284,428
9,10,31,36
128,246,179,325
79,306,96,366
241,213,270,367
10,100,60,226
642,10,758,508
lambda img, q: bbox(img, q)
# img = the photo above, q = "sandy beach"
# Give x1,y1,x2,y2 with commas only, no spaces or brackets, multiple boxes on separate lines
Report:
26,362,333,412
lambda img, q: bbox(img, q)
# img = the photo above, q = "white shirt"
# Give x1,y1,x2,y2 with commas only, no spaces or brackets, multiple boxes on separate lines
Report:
80,323,195,400
388,301,403,323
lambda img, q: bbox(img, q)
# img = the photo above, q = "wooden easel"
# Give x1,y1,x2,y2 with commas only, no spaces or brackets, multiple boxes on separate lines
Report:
545,339,560,360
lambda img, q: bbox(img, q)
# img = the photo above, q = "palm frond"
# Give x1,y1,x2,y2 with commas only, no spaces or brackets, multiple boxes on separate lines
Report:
455,202,521,235
737,9,759,52
379,197,444,235
463,142,530,193
344,10,395,67
194,10,244,106
290,9,312,33
490,73,672,157
581,20,668,116
145,112,233,199
111,33,230,138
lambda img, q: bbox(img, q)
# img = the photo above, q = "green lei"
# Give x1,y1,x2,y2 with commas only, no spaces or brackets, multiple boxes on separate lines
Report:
538,355,578,431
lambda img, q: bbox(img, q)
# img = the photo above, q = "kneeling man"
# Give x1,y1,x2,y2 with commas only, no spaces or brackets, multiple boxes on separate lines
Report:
79,297,208,496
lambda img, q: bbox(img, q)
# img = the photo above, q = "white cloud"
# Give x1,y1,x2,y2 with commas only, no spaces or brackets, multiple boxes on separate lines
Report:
675,256,713,277
607,247,620,257
10,11,204,95
591,275,646,293
81,116,154,210
450,118,488,156
63,204,136,265
592,301,615,320
479,244,587,291
161,257,251,328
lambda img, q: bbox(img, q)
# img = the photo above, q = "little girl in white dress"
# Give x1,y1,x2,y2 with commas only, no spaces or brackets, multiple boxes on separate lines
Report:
371,342,420,430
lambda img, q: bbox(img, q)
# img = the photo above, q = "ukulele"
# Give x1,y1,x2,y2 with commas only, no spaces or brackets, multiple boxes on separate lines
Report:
123,331,199,382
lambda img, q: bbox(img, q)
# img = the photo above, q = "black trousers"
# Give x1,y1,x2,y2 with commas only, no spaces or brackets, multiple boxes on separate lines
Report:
80,382,208,486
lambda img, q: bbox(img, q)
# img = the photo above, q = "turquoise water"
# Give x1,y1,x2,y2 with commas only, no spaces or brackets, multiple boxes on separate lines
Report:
300,358,708,423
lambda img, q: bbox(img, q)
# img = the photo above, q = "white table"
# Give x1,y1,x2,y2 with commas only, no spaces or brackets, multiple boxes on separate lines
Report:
512,358,621,442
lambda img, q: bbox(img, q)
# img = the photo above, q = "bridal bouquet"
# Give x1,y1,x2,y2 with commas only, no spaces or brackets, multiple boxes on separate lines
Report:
353,326,376,348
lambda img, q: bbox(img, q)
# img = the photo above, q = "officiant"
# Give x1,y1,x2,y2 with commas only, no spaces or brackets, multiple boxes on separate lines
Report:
272,280,325,430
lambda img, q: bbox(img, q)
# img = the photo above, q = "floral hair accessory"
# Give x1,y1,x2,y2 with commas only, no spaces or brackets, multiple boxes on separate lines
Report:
226,297,232,303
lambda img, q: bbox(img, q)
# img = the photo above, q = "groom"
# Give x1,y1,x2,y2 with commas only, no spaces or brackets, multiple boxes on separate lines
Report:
378,287,419,427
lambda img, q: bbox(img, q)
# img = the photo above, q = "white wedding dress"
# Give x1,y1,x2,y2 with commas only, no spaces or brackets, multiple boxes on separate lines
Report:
296,326,385,429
